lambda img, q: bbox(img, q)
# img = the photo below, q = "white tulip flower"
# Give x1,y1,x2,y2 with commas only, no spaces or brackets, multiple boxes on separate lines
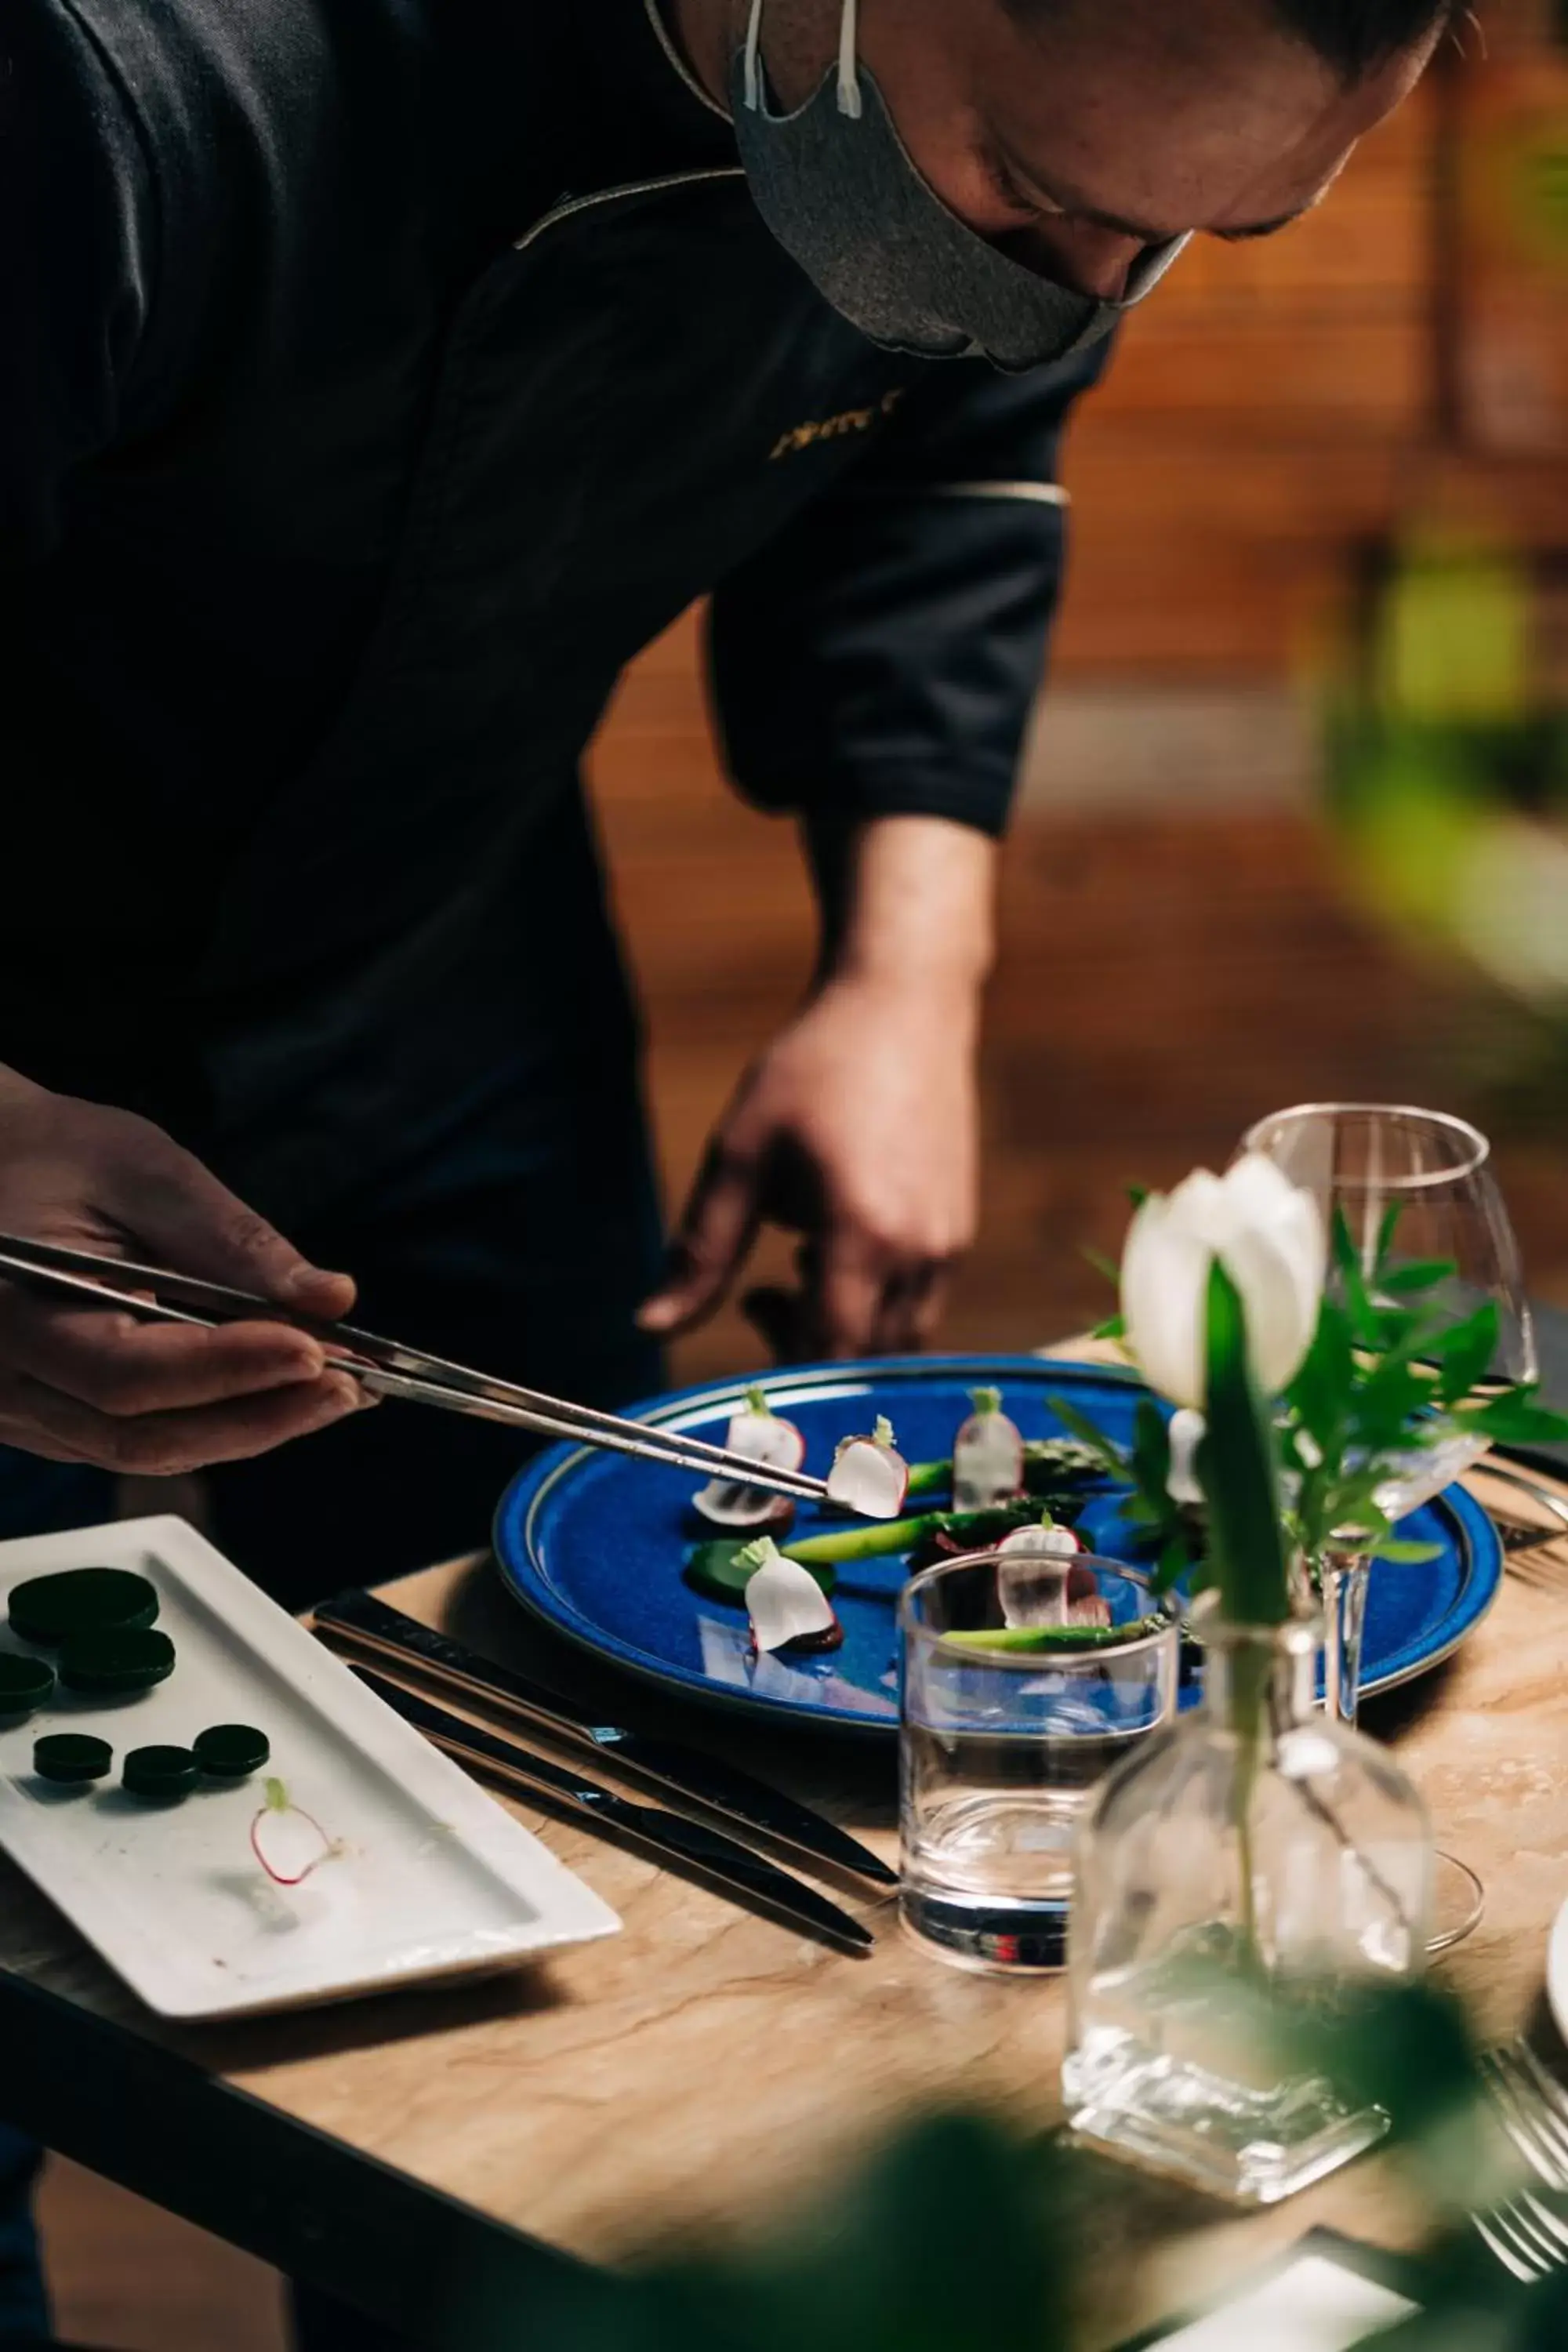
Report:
1122,1155,1326,1409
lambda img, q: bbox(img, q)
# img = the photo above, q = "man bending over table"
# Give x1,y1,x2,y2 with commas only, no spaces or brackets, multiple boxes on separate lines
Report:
0,0,1453,2339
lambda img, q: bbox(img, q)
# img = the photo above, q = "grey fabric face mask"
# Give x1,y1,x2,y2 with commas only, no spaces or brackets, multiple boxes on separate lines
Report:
730,0,1189,372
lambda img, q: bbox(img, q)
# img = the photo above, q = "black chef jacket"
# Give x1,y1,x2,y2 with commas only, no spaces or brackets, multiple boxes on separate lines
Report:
0,0,1107,1221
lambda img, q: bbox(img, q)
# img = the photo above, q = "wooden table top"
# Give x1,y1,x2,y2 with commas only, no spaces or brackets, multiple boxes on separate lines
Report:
5,1408,1568,2346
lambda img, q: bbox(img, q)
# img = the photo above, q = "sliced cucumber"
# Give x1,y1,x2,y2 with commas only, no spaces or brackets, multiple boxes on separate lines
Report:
9,1567,159,1647
59,1627,176,1696
684,1540,836,1607
0,1653,56,1714
194,1724,270,1780
123,1744,199,1801
34,1733,112,1784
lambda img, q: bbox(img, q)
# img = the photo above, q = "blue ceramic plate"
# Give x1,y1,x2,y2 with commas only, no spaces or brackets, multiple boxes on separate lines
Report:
492,1356,1503,1739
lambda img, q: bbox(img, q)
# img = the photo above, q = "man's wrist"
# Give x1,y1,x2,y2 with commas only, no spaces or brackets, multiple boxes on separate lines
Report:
821,813,997,999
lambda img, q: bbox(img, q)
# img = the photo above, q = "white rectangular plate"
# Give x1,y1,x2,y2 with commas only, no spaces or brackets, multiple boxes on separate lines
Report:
0,1515,619,2019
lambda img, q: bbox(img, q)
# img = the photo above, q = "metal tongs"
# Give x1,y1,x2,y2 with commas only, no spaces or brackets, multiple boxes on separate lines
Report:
0,1230,836,1509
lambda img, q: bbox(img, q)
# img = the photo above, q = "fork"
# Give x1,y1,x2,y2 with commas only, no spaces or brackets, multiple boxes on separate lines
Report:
1473,2042,1568,2279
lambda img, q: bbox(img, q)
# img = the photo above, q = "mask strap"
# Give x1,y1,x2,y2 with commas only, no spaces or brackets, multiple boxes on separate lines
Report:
742,0,862,121
742,0,765,110
837,0,863,118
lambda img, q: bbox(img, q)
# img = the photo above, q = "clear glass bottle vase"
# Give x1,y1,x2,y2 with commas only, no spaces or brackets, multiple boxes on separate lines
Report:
1063,1602,1434,2205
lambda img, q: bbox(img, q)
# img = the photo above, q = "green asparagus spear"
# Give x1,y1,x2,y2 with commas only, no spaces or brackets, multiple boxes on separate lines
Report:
783,1500,1044,1566
938,1612,1171,1655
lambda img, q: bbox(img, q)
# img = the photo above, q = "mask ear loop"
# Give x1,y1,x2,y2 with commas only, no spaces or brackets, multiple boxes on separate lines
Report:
837,0,863,118
742,0,765,110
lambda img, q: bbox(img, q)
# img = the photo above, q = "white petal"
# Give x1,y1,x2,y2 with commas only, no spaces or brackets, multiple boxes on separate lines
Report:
1214,1221,1308,1394
746,1555,837,1653
1122,1194,1210,1406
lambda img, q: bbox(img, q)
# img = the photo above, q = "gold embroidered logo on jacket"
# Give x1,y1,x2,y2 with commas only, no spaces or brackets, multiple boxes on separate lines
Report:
769,387,905,461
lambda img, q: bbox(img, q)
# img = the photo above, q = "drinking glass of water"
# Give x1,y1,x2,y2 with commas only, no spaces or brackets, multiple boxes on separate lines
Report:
898,1551,1179,1975
1239,1102,1534,1951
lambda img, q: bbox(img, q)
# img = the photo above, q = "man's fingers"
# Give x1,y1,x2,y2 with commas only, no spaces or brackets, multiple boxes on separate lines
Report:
815,1235,887,1363
0,1296,329,1417
1,1367,370,1477
741,1284,814,1365
103,1117,356,1316
638,1144,762,1337
871,1265,946,1356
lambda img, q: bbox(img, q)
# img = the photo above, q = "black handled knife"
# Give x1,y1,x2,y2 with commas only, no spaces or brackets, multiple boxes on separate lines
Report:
314,1588,895,1887
348,1664,874,1958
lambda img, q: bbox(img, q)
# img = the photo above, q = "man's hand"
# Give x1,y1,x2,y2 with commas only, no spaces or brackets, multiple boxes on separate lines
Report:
641,815,995,1359
0,1066,368,1475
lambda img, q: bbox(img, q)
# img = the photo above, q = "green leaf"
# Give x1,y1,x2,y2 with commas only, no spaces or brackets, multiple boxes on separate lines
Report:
1127,1183,1150,1209
1286,1298,1354,1451
1367,1537,1445,1564
1376,1258,1458,1296
1154,1530,1196,1592
1432,1301,1501,1404
1330,1205,1382,1345
1129,1398,1174,1512
1460,1390,1568,1445
1080,1246,1120,1288
1199,1259,1290,1625
1374,1200,1404,1272
1091,1314,1127,1342
1043,1394,1132,1480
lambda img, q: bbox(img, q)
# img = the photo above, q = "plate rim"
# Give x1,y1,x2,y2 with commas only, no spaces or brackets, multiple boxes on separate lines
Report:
0,1513,621,2016
492,1354,1504,1738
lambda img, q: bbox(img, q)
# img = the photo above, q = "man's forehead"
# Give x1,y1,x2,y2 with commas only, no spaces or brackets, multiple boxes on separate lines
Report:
971,0,1417,241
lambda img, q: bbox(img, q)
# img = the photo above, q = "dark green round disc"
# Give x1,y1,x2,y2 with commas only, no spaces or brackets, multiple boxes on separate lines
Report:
59,1626,176,1696
34,1733,112,1784
0,1653,55,1713
9,1568,159,1647
194,1723,270,1779
122,1744,198,1801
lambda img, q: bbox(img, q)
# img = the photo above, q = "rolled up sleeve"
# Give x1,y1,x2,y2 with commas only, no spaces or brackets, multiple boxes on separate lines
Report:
707,338,1111,839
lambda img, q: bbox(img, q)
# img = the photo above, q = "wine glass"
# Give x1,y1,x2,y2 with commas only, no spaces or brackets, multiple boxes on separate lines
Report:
1238,1103,1535,1954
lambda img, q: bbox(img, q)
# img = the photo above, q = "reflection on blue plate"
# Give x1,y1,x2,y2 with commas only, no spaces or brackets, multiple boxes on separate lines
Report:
492,1357,1503,1740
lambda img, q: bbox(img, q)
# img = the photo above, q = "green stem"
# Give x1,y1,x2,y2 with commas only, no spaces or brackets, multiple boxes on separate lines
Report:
1229,1646,1271,1973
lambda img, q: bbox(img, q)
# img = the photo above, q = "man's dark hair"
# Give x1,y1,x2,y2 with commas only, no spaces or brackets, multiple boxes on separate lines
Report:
1007,0,1458,80
1265,0,1457,77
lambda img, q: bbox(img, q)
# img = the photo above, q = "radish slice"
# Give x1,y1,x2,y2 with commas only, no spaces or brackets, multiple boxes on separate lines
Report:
737,1536,843,1655
996,1515,1085,1630
692,1387,806,1530
250,1777,336,1887
953,1387,1025,1510
826,1416,908,1521
1165,1406,1205,1507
